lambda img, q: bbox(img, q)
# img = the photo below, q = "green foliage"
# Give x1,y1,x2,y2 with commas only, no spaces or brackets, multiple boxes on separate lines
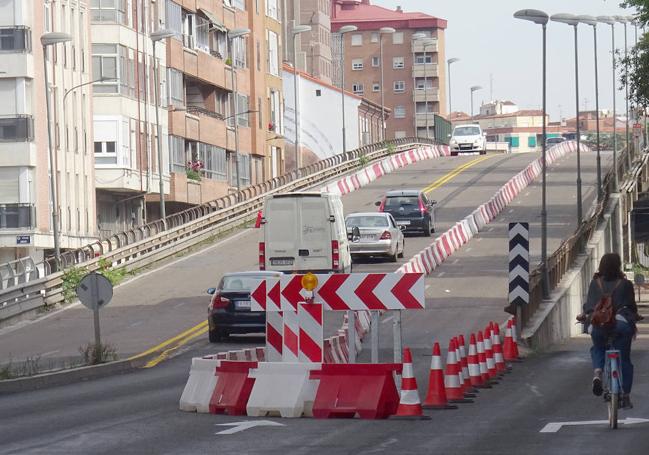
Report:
186,169,202,181
0,359,13,380
97,258,127,286
79,342,118,365
386,142,396,155
357,154,369,168
62,266,89,303
225,57,232,66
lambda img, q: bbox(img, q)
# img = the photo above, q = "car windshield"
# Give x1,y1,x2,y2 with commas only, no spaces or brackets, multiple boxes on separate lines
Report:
454,126,480,136
547,137,563,143
346,216,389,228
384,196,419,209
221,275,271,291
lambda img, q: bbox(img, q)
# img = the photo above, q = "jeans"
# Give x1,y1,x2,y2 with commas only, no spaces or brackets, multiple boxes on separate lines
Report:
590,320,634,393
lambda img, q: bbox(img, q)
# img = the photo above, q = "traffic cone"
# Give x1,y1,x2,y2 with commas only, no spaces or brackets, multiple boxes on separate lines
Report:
254,210,263,228
457,335,478,396
468,333,491,389
483,326,498,379
393,347,430,419
491,323,507,373
445,339,473,404
477,331,497,385
511,317,521,360
503,319,517,362
423,342,458,410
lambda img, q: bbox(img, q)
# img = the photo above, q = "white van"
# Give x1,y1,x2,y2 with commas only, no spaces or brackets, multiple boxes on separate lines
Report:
259,192,352,273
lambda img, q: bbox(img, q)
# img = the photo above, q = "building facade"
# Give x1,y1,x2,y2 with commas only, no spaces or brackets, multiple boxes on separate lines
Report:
0,0,96,263
331,0,447,140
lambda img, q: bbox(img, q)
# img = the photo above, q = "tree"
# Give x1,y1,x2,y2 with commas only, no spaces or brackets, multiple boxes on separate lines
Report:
619,2,649,116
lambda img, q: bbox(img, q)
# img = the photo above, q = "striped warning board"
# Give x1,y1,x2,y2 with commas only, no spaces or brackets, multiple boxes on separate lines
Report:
298,303,323,363
508,222,529,306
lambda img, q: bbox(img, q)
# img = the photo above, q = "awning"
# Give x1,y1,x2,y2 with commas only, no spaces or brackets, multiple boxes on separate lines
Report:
198,8,227,33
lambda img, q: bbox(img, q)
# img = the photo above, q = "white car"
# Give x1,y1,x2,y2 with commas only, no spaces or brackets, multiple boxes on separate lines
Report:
345,212,405,263
450,124,487,156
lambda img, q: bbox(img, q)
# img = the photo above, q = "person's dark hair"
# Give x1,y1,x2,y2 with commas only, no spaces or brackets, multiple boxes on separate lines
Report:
596,253,624,280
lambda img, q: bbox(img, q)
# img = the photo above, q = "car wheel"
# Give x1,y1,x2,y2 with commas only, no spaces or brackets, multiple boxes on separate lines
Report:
208,328,224,343
398,240,405,258
480,150,486,155
451,151,458,157
427,219,434,237
389,249,398,262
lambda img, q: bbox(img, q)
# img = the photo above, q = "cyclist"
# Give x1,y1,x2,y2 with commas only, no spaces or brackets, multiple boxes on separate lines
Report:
578,253,641,409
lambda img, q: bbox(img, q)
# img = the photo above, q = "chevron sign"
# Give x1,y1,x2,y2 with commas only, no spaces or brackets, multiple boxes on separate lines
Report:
509,222,529,306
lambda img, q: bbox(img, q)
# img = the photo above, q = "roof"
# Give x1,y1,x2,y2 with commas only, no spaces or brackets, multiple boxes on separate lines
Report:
331,0,447,31
283,63,362,101
385,190,422,196
346,212,391,217
473,109,545,120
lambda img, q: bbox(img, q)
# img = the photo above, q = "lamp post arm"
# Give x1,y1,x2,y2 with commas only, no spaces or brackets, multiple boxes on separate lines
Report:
63,77,117,102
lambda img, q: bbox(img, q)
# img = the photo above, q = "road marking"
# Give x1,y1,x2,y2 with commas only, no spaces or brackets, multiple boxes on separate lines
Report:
452,259,459,264
466,247,472,252
488,227,494,232
215,420,285,435
444,289,451,293
127,320,208,363
422,155,493,194
508,209,514,213
438,271,445,277
40,350,60,358
425,285,431,290
540,417,649,433
142,324,209,368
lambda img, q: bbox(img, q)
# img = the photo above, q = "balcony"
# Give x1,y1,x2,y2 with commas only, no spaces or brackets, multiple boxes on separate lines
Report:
411,39,438,53
415,113,436,127
412,64,438,78
413,88,440,103
0,204,35,229
0,115,34,142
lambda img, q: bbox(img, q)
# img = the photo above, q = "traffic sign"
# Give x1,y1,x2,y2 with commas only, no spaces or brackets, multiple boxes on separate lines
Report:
76,272,113,310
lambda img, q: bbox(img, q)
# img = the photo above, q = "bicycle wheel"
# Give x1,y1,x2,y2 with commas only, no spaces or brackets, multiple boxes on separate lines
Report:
609,393,618,429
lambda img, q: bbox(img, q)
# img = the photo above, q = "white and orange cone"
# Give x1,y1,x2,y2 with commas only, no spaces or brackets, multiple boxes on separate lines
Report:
503,319,517,362
491,323,507,373
423,342,458,410
477,331,497,385
468,333,491,389
393,347,430,419
457,335,477,396
445,339,474,404
483,326,498,379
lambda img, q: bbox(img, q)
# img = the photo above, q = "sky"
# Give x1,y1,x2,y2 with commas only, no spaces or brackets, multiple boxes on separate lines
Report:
374,0,636,121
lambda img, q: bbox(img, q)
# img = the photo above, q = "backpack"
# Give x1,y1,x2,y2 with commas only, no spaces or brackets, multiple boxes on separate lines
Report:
590,278,621,328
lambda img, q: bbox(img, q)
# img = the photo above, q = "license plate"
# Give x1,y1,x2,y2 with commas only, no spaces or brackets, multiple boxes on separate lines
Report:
361,234,375,240
270,258,294,266
397,220,411,226
235,300,251,310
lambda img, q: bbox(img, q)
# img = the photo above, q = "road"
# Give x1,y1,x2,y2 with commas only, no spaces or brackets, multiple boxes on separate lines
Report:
4,148,647,454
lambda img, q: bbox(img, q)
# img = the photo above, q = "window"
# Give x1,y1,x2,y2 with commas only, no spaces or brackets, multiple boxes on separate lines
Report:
267,30,279,75
416,102,433,113
232,0,246,10
166,1,183,36
352,58,363,70
167,68,184,107
238,154,251,186
352,83,364,95
0,116,34,142
232,34,247,68
528,136,537,147
372,83,380,92
392,32,404,44
0,27,31,52
44,2,51,32
370,32,378,43
182,11,195,48
395,131,407,139
266,0,279,20
415,53,433,64
169,135,186,173
371,56,379,67
195,15,210,52
92,44,118,93
94,141,117,165
237,94,249,127
351,34,362,46
394,106,406,118
392,57,404,69
415,77,433,90
91,0,127,23
508,136,520,148
393,81,405,93
199,143,228,180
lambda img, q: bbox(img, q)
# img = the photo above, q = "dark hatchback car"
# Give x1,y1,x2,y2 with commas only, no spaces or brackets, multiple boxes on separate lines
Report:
376,190,436,236
207,271,282,342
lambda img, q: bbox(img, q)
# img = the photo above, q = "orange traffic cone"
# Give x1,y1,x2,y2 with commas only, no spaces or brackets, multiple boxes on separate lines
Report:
503,319,517,362
477,331,498,385
393,347,430,419
456,335,477,397
445,339,474,404
491,323,507,373
468,333,491,389
423,342,458,410
483,326,498,379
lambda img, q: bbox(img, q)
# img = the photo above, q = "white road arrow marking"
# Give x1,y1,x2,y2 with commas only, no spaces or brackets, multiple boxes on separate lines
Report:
540,417,649,433
215,420,285,435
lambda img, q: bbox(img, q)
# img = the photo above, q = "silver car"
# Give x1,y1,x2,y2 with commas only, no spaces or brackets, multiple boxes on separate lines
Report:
345,212,405,262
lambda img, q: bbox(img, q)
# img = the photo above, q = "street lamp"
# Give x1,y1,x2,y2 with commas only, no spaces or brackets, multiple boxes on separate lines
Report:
41,32,72,269
447,58,460,115
227,28,251,200
551,13,583,227
379,27,395,140
150,28,176,222
615,16,631,166
597,16,619,190
514,9,550,299
577,15,603,202
470,85,483,119
291,24,312,176
339,25,357,155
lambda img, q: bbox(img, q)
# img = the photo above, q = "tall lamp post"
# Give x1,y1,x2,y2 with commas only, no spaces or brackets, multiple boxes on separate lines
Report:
551,14,583,227
447,57,460,115
338,25,357,155
597,17,619,189
41,32,72,269
379,27,395,141
150,29,177,221
291,24,312,176
514,9,550,299
470,85,483,119
615,16,631,165
227,28,251,200
578,15,603,202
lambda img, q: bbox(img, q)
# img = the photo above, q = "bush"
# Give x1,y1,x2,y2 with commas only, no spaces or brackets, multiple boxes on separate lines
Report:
79,342,118,365
97,258,127,286
358,154,369,168
386,142,396,155
62,266,89,303
186,169,201,181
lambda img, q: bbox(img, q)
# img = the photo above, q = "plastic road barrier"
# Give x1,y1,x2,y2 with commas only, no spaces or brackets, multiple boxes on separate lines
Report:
179,357,220,413
209,361,257,415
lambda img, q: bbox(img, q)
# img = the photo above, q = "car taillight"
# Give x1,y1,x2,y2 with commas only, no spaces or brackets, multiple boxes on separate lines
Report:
258,242,265,270
380,231,392,240
211,292,231,309
419,198,427,214
332,240,340,271
378,198,386,212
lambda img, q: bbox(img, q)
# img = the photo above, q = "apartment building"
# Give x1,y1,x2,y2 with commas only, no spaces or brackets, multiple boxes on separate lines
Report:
331,0,447,140
0,0,95,263
284,0,334,83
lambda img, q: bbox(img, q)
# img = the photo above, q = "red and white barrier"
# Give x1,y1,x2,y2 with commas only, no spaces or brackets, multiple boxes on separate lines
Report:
282,309,299,362
298,303,323,363
266,311,283,362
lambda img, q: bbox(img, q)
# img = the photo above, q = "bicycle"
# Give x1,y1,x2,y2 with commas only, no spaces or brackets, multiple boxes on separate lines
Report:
603,348,623,429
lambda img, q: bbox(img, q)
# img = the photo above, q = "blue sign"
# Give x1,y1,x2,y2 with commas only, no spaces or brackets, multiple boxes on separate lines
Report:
16,235,31,245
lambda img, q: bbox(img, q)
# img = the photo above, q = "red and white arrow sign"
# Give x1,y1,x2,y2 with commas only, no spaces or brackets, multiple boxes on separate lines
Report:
280,275,311,311
251,278,281,311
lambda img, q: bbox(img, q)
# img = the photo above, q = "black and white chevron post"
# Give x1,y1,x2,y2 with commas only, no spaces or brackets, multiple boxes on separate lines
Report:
509,222,529,307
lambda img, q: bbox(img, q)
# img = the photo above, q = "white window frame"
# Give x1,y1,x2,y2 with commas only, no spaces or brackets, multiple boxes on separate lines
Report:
266,0,279,20
352,83,364,95
393,57,404,69
351,58,363,70
392,32,404,44
393,81,405,93
395,130,407,139
372,83,380,92
371,56,379,67
267,30,279,76
370,32,378,43
415,53,433,65
394,105,406,118
351,34,362,46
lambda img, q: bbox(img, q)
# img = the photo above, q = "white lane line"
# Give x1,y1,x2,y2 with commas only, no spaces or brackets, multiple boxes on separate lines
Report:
40,350,60,358
438,271,446,277
452,259,459,264
466,247,472,252
382,315,395,324
488,227,495,232
425,285,431,290
508,209,514,213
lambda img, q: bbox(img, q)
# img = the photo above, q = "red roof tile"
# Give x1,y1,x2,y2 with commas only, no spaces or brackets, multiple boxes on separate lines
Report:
331,0,447,31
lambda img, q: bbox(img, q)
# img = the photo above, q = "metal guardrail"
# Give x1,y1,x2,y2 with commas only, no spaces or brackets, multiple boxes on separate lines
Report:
0,138,437,322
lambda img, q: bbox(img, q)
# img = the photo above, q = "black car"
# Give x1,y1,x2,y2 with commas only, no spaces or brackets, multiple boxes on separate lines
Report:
375,190,436,237
207,271,282,342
